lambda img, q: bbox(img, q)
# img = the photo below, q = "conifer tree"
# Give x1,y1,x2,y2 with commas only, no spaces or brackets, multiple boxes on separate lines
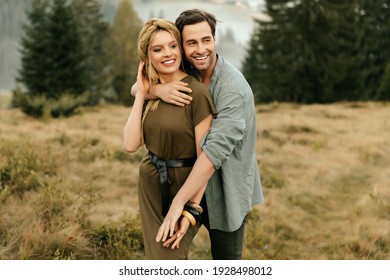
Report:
378,62,390,99
17,0,50,96
108,0,143,106
71,0,110,105
243,0,360,103
357,0,390,100
16,0,88,118
242,17,264,103
18,0,87,98
45,0,87,98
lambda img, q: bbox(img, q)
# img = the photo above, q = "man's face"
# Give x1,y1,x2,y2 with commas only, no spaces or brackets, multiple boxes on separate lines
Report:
181,21,216,72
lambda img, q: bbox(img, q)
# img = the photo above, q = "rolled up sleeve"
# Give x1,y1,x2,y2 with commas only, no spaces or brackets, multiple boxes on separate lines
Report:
201,91,246,169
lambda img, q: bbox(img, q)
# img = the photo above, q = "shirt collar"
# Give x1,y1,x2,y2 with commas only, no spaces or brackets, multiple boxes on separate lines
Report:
210,54,223,90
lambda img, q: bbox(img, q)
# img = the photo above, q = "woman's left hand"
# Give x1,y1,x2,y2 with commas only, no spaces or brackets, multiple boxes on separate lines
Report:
136,61,150,97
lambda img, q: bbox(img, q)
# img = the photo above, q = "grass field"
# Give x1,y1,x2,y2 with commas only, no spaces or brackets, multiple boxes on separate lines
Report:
1,96,389,260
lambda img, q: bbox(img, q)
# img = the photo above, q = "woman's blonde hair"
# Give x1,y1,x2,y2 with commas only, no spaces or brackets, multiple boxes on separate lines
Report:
137,18,182,145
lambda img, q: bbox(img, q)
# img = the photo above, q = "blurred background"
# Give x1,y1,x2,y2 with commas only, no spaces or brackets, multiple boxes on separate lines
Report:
0,0,266,94
1,0,389,107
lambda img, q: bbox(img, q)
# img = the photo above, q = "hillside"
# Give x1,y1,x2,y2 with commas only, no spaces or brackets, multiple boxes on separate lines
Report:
1,101,389,259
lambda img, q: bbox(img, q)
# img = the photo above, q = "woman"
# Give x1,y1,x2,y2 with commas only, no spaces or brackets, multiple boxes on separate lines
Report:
123,19,215,259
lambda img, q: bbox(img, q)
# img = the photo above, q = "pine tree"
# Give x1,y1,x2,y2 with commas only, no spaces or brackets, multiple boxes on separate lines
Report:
108,0,143,106
378,62,390,99
16,0,88,118
357,0,390,100
242,17,264,103
18,0,87,98
71,0,110,105
243,0,360,103
17,0,50,96
45,0,87,98
243,0,314,103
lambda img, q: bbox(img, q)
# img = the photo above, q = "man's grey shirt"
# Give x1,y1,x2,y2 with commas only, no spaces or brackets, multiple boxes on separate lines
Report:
201,55,264,232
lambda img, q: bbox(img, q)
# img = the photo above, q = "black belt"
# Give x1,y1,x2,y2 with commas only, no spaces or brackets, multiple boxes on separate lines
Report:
148,152,196,216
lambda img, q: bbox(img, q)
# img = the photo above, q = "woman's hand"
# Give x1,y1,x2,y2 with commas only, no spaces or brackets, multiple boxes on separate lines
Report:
155,200,184,244
162,217,191,249
136,61,149,97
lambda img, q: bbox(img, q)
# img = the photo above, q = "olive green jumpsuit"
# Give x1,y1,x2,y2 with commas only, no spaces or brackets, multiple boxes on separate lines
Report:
138,75,215,259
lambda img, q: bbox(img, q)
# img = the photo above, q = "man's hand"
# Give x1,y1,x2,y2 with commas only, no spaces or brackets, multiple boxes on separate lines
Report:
155,81,193,106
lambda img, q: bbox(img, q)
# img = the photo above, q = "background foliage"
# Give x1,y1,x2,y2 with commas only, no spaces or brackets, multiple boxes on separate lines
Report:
243,0,390,103
14,0,142,118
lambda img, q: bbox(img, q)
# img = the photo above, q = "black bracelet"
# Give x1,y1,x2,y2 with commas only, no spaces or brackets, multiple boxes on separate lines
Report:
184,205,201,223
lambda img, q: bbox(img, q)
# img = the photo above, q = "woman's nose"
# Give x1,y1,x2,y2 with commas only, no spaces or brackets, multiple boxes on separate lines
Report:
163,47,172,57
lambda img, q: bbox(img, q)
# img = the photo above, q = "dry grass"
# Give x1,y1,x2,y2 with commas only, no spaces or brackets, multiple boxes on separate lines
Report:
1,97,389,259
252,102,390,259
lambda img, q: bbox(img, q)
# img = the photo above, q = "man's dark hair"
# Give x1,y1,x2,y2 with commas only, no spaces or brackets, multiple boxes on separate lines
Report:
175,9,218,37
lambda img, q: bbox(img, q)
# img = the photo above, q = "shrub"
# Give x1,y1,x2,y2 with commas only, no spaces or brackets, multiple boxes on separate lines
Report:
12,90,88,118
88,214,144,260
0,140,57,200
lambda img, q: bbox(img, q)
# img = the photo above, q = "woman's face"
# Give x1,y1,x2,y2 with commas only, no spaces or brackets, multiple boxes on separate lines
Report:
149,30,182,78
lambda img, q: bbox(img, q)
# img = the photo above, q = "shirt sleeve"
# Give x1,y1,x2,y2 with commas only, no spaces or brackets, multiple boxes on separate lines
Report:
201,89,246,169
191,83,216,127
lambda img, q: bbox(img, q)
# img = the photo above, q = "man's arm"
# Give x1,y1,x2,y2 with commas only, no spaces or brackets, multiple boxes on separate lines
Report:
123,62,149,153
131,81,193,107
201,91,246,169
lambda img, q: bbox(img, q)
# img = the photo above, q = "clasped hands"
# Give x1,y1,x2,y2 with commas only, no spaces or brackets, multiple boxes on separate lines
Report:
155,202,189,249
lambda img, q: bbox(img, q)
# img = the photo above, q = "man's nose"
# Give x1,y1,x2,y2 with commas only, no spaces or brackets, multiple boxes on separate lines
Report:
196,43,205,54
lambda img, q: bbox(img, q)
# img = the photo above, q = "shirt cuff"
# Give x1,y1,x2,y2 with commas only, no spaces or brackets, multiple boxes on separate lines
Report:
202,144,222,170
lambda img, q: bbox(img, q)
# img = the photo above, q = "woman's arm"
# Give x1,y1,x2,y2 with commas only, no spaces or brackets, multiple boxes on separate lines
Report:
158,114,214,248
188,114,214,204
123,62,149,153
157,152,215,246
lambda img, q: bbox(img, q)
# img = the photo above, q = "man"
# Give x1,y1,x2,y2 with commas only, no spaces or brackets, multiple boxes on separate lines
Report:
135,9,264,259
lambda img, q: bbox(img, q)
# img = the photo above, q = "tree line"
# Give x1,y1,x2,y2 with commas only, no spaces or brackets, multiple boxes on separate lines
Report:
243,0,390,103
16,0,390,118
15,0,143,118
